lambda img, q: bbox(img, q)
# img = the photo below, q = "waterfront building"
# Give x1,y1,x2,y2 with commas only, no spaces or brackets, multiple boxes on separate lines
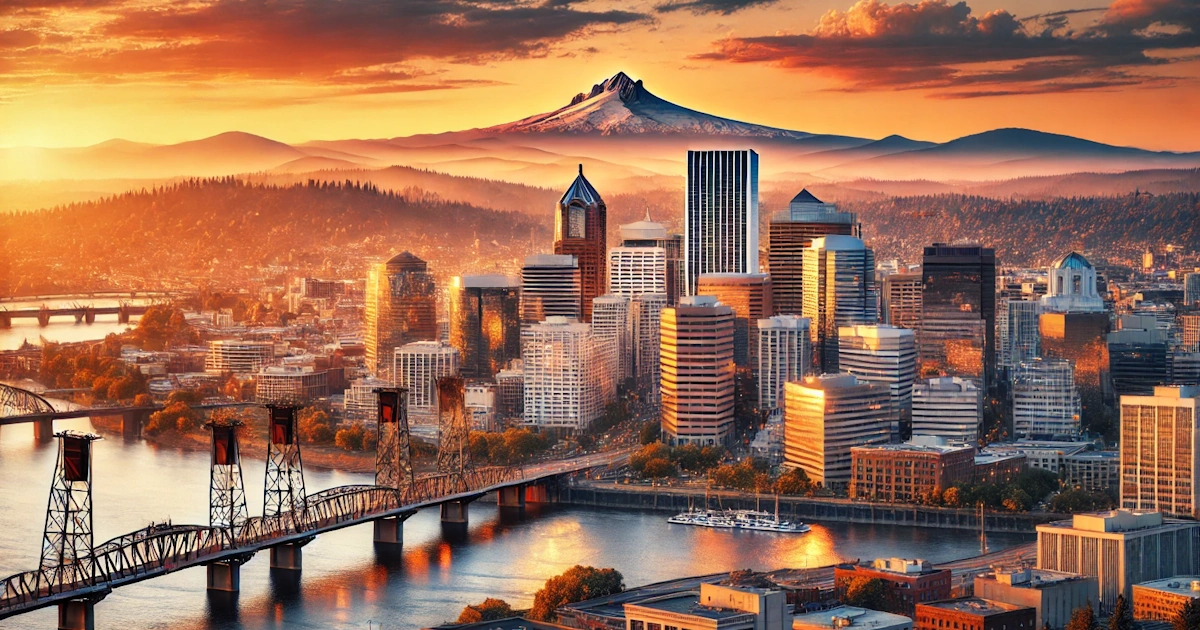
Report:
363,252,437,378
1108,315,1170,398
608,246,668,300
660,296,736,446
999,298,1042,373
919,243,996,390
697,272,773,369
803,235,878,373
973,568,1097,630
793,606,912,630
449,274,521,380
623,583,791,630
839,325,917,440
521,254,581,325
1119,385,1200,519
973,451,1027,485
1036,510,1200,609
1040,312,1111,424
884,272,922,331
1062,450,1120,492
684,149,759,295
632,293,669,410
521,316,608,433
465,382,497,432
849,437,975,502
553,165,606,321
1185,272,1200,306
1041,252,1106,314
914,598,1035,630
757,315,811,413
784,373,891,488
255,366,329,403
1012,358,1082,439
591,295,632,383
911,377,982,445
978,440,1090,475
768,189,861,316
495,361,524,424
835,558,952,617
1132,576,1200,622
394,341,460,422
205,340,274,374
617,213,683,304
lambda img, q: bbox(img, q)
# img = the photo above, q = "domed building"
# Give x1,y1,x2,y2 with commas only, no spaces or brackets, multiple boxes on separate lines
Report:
1041,251,1104,313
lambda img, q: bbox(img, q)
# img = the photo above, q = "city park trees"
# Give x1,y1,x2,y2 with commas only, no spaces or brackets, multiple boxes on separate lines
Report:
529,565,624,621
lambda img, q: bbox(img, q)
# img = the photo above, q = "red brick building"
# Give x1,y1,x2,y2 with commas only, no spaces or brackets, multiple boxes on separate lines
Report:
916,598,1036,630
835,558,952,616
850,440,975,502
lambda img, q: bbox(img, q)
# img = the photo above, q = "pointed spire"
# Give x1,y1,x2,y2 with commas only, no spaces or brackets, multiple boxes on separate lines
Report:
578,163,583,176
644,209,653,222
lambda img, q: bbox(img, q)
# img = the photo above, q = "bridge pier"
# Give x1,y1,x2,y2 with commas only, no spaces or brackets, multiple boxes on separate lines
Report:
206,560,242,592
269,541,305,571
117,306,130,324
0,313,9,328
34,417,54,442
84,308,95,324
498,484,526,509
121,409,149,438
373,512,413,545
525,480,560,504
74,312,84,324
441,499,471,525
57,598,97,630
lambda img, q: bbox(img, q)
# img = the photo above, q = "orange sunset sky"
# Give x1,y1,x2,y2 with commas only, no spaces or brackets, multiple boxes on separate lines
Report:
2,0,1198,150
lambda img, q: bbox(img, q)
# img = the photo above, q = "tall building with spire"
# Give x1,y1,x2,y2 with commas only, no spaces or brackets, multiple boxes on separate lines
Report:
768,189,861,316
554,165,607,322
364,252,438,379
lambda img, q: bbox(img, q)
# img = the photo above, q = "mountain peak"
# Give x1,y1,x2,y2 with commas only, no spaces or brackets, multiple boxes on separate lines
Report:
568,71,642,107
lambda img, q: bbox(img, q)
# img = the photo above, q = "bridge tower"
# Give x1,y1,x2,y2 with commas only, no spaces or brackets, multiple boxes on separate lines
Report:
205,419,248,592
263,405,308,570
436,377,474,530
40,431,102,630
372,388,414,545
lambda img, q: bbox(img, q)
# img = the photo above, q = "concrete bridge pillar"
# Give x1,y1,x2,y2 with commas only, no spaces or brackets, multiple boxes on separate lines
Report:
373,514,409,545
269,542,304,571
0,313,10,328
121,409,149,438
206,560,242,592
117,306,130,324
57,598,96,630
74,312,84,324
498,485,526,509
440,499,470,525
34,418,54,443
84,308,96,324
524,481,559,504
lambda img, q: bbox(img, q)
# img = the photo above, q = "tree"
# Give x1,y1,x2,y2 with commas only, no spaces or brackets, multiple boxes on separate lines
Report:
145,401,199,435
1066,603,1099,630
457,598,513,623
133,393,154,407
842,576,889,611
1108,594,1134,630
630,442,671,474
639,422,660,445
775,468,813,495
642,458,678,478
529,566,623,621
1051,489,1114,514
298,407,335,445
334,423,367,451
1173,598,1200,630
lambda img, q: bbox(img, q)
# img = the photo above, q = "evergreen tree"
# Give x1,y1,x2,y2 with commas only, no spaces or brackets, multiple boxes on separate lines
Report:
1173,598,1200,630
1066,603,1099,630
1108,594,1134,630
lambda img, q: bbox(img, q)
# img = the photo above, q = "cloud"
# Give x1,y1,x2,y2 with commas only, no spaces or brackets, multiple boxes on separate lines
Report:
693,0,1200,97
655,0,777,15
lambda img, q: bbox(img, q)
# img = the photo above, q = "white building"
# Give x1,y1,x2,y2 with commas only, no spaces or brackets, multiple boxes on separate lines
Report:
912,376,982,445
343,376,389,421
794,606,911,630
632,292,668,410
1041,252,1105,313
255,366,328,403
784,373,892,487
205,340,275,374
608,246,668,298
1013,358,1082,439
838,324,917,441
1119,385,1200,519
465,382,497,432
521,316,609,432
1000,298,1042,371
757,315,812,414
394,341,460,423
591,295,632,383
803,235,878,373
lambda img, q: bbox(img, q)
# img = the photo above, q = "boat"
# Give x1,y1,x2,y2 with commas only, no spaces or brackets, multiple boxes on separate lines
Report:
667,494,809,533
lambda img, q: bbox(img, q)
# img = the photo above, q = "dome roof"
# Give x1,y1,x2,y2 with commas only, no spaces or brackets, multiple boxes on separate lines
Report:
1053,251,1092,270
559,164,603,207
620,210,668,240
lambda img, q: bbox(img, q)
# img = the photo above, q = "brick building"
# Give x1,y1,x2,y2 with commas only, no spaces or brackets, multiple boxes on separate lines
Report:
850,438,975,502
835,558,952,616
915,598,1036,630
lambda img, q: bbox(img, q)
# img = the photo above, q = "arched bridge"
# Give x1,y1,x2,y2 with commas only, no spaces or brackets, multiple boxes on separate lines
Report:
0,383,55,417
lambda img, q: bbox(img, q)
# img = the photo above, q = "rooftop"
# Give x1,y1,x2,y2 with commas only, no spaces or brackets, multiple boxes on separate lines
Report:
1134,576,1200,598
559,164,603,207
920,598,1029,616
979,568,1093,589
758,315,810,330
625,592,757,621
1052,252,1093,271
852,441,974,456
1037,509,1191,534
793,605,912,630
811,235,866,251
619,211,669,241
791,188,824,205
458,274,520,288
524,254,577,267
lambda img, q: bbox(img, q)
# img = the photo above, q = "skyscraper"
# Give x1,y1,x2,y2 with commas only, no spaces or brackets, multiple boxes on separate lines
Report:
448,275,521,379
521,254,581,325
783,373,891,487
999,298,1042,373
684,150,759,296
911,376,982,445
554,165,606,322
363,252,437,378
618,213,683,304
696,273,773,369
1012,358,1081,439
757,315,811,414
838,324,917,440
1040,312,1111,428
632,293,669,410
394,341,460,423
608,247,668,299
919,243,996,390
660,295,736,446
883,272,922,330
1119,385,1200,519
1185,272,1200,306
521,316,609,433
768,189,861,315
1181,314,1200,353
591,295,632,383
1108,314,1170,398
803,235,878,373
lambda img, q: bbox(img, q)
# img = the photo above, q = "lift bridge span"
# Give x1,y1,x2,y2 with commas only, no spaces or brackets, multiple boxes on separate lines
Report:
0,381,625,627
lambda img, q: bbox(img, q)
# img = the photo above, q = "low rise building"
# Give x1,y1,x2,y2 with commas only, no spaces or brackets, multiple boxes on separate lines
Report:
1062,451,1119,492
792,605,912,630
255,366,328,403
978,440,1091,475
624,583,791,630
973,567,1097,630
1132,576,1200,622
834,558,952,616
850,437,975,503
205,339,275,374
915,598,1036,630
973,452,1027,485
465,382,497,432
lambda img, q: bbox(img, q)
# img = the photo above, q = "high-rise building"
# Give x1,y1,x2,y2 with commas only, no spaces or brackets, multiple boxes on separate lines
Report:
768,189,861,316
1012,358,1081,439
394,341,460,423
618,213,683,304
803,235,878,373
1119,385,1200,519
1108,314,1170,398
632,293,669,410
553,165,607,321
999,298,1042,373
697,273,773,369
448,275,521,379
920,243,996,390
608,247,668,300
684,150,759,295
591,295,632,383
838,325,917,441
660,296,736,446
911,376,982,445
521,254,581,325
521,316,609,432
1179,314,1200,353
495,361,524,424
783,373,892,488
363,252,437,378
1185,272,1200,306
883,272,922,331
757,315,812,414
1040,312,1111,427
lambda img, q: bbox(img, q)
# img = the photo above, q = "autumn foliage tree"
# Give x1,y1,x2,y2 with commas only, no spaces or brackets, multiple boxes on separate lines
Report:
456,598,513,623
529,566,624,621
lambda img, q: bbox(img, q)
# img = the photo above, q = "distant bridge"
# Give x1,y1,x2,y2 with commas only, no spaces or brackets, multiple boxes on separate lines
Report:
0,303,149,328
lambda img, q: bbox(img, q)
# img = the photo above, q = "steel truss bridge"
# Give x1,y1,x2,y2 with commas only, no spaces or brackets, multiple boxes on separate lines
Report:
0,384,624,626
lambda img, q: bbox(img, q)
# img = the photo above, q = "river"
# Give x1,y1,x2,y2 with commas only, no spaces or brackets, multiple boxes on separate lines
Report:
0,299,143,350
0,417,1032,629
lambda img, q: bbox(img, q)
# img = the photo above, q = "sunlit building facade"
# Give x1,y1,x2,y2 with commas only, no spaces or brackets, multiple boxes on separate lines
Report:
591,295,632,383
883,272,923,331
839,325,917,441
1119,385,1200,519
911,376,982,445
757,315,812,414
521,316,609,432
618,213,683,305
784,373,891,488
803,235,878,373
919,243,995,390
449,274,521,380
684,150,759,296
999,298,1042,373
394,341,460,423
553,165,607,321
521,254,581,325
364,252,437,379
697,272,773,369
1012,358,1082,439
768,189,861,316
660,296,736,446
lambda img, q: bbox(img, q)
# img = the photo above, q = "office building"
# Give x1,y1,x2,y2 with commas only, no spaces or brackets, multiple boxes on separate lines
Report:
920,243,996,390
839,325,917,440
974,451,1027,485
343,376,389,421
255,366,329,403
449,274,521,379
793,606,912,630
884,272,923,331
912,377,983,445
768,189,861,315
1119,385,1200,519
591,295,632,383
553,165,606,321
521,316,608,432
364,252,437,378
914,599,1035,630
757,316,812,413
618,213,683,304
632,293,669,410
999,298,1042,372
697,272,773,369
1040,312,1111,426
803,235,878,373
1062,450,1120,492
835,558,952,616
979,440,1090,475
1132,576,1200,622
660,296,736,446
205,340,274,374
784,374,891,487
1041,252,1106,314
1185,272,1200,306
1180,314,1200,353
1173,351,1200,386
1108,315,1170,398
623,583,791,630
394,341,460,422
850,437,975,502
684,150,759,295
521,254,581,325
608,246,667,300
1036,510,1200,609
973,568,1097,630
465,382,497,432
1012,359,1082,439
495,361,524,424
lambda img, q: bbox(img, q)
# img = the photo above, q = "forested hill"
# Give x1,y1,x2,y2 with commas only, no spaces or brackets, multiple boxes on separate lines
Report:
847,193,1200,266
0,178,549,295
